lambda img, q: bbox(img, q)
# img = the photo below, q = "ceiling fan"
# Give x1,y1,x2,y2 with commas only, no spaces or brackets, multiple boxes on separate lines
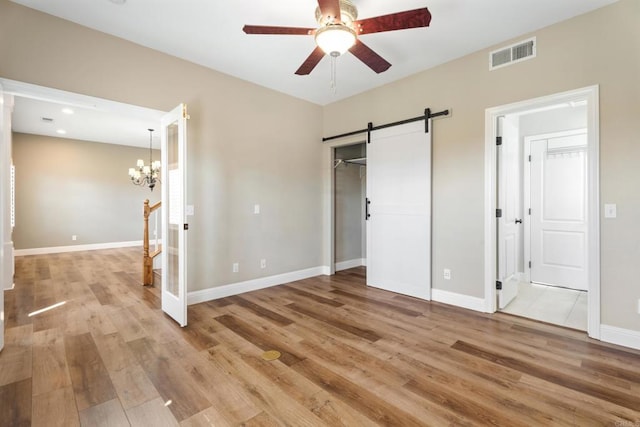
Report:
242,0,431,75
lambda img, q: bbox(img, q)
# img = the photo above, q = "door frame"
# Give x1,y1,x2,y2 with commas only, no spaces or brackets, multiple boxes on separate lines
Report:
484,85,600,339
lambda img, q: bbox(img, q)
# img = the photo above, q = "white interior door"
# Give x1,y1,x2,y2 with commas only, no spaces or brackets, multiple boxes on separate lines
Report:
161,104,188,326
366,120,430,300
497,116,520,309
0,84,6,350
529,131,588,291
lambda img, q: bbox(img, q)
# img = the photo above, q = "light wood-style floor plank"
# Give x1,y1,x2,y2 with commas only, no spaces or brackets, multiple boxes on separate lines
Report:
2,248,639,426
32,386,80,427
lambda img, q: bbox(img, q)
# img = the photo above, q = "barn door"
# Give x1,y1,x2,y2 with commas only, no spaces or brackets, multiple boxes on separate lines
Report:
366,121,431,300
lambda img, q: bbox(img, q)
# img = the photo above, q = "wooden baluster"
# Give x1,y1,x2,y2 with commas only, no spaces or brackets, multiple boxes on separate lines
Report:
143,199,153,285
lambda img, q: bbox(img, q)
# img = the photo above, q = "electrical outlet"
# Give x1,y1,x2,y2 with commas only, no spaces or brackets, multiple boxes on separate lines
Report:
443,269,451,280
254,204,260,214
72,235,77,241
260,259,266,269
232,262,239,273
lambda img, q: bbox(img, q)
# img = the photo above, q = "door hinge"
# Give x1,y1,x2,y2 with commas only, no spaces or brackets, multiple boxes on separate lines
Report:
365,198,371,220
182,104,190,120
496,280,502,290
528,155,531,162
496,208,502,218
529,261,532,268
184,224,189,230
496,136,503,146
528,208,531,215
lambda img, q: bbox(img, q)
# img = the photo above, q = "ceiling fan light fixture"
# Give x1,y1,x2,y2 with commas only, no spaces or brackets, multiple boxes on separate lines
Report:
315,24,356,56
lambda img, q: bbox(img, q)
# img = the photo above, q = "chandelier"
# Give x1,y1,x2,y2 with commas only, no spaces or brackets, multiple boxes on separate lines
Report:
128,128,161,191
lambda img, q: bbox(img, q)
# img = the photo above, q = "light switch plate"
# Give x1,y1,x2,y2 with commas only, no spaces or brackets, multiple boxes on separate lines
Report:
185,204,194,216
604,203,617,218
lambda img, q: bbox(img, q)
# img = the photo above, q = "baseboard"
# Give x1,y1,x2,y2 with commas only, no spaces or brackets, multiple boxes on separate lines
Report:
14,240,143,256
600,324,640,351
335,258,366,271
187,266,327,305
431,288,487,313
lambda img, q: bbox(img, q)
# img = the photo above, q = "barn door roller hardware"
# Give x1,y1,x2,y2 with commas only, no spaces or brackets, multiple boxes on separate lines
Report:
322,108,450,143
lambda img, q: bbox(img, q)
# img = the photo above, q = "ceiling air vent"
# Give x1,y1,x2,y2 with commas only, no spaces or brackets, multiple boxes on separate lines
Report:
490,37,536,70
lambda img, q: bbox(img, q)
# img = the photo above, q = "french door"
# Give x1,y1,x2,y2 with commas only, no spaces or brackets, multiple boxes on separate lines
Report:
161,104,188,326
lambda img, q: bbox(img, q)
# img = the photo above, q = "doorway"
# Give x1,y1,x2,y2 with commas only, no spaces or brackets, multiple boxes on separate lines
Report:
485,86,600,338
0,78,192,329
334,143,367,272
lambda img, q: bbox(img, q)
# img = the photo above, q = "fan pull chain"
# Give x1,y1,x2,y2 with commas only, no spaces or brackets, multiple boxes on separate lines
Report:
330,52,339,94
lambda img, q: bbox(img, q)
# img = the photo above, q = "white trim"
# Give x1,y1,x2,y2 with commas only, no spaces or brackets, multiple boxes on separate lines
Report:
432,289,487,313
335,258,366,271
14,240,143,256
0,78,165,122
484,107,498,313
187,266,327,305
484,85,600,339
600,325,640,351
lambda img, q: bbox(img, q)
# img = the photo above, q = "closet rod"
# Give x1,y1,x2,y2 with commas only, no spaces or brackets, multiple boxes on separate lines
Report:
322,108,450,142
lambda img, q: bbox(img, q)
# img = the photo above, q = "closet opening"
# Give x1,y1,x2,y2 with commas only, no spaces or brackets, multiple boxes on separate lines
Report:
333,143,367,276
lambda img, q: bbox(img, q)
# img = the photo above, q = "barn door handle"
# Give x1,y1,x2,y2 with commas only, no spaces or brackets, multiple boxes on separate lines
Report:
515,219,522,224
365,198,371,220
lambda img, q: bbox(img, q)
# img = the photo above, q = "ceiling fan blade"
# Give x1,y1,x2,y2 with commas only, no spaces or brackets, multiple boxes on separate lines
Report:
295,46,326,75
354,8,432,35
317,0,341,23
243,25,314,35
349,39,391,73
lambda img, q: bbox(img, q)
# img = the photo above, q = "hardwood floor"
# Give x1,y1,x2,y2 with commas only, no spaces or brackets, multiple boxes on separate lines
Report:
2,247,640,426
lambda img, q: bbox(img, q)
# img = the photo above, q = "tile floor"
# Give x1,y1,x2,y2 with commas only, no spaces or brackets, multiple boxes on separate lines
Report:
500,281,587,331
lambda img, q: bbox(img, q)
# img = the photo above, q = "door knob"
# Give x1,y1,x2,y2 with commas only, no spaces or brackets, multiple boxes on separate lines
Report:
515,219,522,224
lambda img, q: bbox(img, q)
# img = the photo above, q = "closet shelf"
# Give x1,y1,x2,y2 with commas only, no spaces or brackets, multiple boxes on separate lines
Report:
344,157,366,166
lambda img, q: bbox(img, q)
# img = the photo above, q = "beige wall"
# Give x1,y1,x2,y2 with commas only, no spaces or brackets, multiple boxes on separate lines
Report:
12,132,160,249
324,0,640,331
0,0,323,289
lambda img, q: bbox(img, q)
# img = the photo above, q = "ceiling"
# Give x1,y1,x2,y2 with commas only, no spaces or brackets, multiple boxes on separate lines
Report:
6,0,617,146
11,96,163,148
3,78,165,148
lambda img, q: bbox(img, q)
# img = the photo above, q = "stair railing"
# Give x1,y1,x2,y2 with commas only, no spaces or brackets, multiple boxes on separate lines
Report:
143,199,162,285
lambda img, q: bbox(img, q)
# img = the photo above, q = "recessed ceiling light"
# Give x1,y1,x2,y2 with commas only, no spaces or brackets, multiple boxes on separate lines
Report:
108,0,126,4
56,129,67,135
61,108,74,115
